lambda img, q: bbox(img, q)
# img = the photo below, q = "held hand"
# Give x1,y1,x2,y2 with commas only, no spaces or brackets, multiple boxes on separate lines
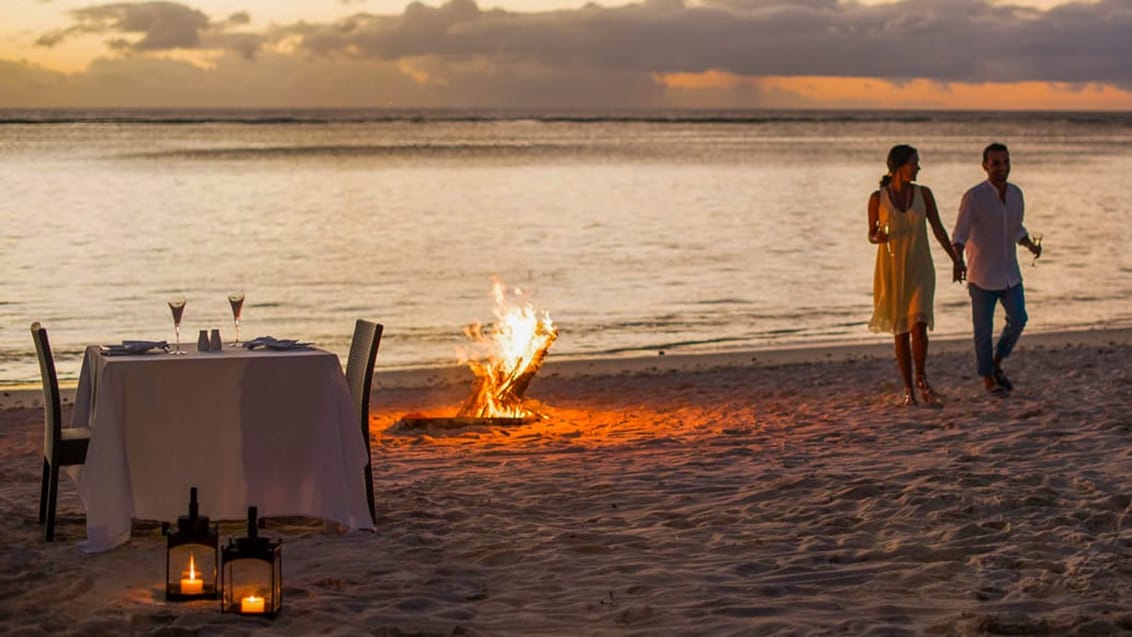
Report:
1030,242,1043,259
952,260,967,283
873,228,890,244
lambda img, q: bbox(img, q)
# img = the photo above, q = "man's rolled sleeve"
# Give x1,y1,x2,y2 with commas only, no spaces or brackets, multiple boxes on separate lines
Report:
1012,190,1028,244
952,191,973,246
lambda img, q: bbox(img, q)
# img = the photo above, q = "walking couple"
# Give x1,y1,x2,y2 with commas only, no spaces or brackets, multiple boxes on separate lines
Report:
868,142,1043,406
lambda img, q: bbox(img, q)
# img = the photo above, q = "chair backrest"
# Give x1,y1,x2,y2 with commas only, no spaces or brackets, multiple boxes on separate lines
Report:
345,320,383,428
30,322,62,457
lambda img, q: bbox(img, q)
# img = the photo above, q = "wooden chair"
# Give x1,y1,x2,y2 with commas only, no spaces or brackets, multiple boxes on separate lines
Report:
345,319,383,526
31,322,91,541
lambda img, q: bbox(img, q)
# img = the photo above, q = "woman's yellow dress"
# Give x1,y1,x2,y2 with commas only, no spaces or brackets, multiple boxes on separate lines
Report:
869,185,936,335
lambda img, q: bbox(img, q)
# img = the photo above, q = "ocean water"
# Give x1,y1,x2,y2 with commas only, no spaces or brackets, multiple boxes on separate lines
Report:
2,108,1131,387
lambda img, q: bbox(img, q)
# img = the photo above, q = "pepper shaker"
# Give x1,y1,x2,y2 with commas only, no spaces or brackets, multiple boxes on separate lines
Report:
210,328,222,351
197,329,210,352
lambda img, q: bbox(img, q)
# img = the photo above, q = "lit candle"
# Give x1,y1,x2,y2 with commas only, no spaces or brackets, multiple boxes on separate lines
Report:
240,595,265,614
180,554,203,595
180,576,203,595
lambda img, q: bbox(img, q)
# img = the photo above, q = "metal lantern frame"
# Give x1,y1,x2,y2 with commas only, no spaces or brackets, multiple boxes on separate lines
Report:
221,506,282,618
164,487,220,601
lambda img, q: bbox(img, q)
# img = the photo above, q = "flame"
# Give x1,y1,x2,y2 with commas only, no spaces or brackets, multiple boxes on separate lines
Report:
458,281,558,419
188,553,197,580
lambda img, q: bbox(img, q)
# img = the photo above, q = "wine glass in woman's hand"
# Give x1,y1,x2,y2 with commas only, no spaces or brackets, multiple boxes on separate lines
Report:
879,221,894,256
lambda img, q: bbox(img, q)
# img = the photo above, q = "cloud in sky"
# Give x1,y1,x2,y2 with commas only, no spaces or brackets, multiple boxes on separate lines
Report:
35,1,263,57
271,0,1131,86
4,0,1132,108
37,2,211,50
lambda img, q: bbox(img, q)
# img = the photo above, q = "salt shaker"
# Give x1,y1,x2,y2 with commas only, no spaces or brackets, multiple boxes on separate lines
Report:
197,329,210,352
210,328,222,351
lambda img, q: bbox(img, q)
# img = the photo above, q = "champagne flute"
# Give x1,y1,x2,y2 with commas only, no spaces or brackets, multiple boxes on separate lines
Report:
880,221,894,257
168,296,187,354
227,291,245,347
1030,232,1043,266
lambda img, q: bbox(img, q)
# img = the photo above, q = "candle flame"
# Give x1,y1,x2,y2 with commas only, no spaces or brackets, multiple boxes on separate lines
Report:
188,553,197,580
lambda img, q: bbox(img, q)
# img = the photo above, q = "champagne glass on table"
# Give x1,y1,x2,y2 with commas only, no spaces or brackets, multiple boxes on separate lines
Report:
1030,232,1043,266
227,291,245,347
168,296,187,354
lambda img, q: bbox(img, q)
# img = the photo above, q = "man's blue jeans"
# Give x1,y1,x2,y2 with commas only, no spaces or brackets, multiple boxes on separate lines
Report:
968,282,1028,378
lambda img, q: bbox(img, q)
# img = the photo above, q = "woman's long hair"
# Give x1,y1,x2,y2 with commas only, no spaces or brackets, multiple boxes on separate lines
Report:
879,144,917,188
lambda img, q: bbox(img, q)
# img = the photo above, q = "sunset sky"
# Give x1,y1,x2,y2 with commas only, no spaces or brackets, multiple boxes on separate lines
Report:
2,0,1130,110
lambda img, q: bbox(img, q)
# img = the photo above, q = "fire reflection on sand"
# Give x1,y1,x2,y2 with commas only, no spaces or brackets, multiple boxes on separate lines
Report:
382,403,770,451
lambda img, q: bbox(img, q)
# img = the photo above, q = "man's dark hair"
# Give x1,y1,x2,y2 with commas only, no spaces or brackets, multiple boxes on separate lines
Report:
983,142,1009,162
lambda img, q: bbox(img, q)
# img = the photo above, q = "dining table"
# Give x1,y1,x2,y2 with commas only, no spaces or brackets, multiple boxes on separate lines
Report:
69,342,375,553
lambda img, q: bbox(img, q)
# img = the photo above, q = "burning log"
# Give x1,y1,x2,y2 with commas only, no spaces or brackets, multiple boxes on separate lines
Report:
457,321,556,418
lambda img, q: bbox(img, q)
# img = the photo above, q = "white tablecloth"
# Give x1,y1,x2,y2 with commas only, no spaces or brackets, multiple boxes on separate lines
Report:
70,345,374,552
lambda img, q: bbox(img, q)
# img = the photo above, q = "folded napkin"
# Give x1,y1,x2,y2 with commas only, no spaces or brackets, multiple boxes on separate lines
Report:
100,340,170,356
243,336,312,351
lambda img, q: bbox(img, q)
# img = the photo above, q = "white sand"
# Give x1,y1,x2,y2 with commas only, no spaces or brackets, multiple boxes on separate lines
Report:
3,329,1132,635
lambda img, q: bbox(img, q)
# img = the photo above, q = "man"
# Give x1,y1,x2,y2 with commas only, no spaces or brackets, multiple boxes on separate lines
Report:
951,142,1042,394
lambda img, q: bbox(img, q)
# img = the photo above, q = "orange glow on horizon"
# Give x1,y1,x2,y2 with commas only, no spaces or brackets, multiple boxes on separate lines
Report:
398,60,442,86
4,53,1130,111
658,69,754,90
657,70,1132,111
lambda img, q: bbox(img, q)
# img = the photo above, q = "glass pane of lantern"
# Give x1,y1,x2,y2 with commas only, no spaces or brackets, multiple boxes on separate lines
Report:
224,558,274,614
168,544,217,596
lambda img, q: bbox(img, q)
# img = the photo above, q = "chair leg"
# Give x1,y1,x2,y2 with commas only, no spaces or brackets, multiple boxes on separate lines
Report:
364,462,376,525
38,458,50,524
44,462,60,542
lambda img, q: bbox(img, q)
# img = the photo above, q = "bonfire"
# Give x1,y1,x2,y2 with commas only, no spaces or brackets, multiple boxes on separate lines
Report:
457,281,558,420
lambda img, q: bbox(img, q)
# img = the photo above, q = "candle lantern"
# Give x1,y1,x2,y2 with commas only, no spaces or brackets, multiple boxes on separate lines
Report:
164,487,219,601
221,506,282,618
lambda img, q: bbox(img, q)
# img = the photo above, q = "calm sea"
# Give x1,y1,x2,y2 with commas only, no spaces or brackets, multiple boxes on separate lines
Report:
3,108,1131,387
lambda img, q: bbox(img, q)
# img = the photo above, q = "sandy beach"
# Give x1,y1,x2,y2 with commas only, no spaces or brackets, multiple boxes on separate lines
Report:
3,328,1132,636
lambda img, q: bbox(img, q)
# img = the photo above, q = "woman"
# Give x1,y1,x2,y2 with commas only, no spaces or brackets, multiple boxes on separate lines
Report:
868,144,965,406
